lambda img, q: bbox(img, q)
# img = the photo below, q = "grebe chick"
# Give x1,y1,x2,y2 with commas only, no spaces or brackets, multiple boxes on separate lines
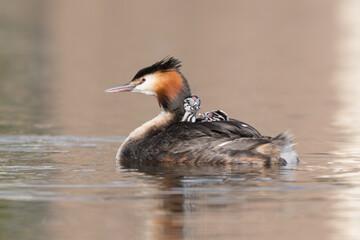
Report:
182,95,229,122
199,110,229,122
105,57,298,167
182,95,201,122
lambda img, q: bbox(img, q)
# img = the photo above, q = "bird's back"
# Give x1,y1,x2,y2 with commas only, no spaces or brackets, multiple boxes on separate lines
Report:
120,120,290,166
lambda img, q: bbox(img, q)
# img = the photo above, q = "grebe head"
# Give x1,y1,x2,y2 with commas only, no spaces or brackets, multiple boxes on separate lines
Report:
105,57,191,112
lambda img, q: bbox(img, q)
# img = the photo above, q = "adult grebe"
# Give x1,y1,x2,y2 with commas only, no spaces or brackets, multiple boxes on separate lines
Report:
105,57,298,167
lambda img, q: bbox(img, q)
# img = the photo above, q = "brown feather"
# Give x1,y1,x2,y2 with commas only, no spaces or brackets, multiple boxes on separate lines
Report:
155,70,183,104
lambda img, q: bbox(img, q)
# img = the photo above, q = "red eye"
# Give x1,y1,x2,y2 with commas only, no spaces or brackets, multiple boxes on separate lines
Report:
141,78,146,83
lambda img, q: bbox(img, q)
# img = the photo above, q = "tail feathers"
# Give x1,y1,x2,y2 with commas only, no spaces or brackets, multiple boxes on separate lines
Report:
273,131,299,169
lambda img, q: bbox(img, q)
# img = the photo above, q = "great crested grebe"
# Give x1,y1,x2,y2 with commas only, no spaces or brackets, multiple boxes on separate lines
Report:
105,57,298,167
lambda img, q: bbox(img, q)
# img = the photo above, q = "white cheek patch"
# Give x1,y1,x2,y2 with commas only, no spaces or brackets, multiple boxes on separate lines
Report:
132,74,156,96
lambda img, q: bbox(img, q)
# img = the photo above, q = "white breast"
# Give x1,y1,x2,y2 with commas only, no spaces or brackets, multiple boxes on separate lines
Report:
116,111,174,160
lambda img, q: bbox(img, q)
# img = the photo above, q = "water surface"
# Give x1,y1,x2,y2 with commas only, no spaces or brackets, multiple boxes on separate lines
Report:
1,0,360,239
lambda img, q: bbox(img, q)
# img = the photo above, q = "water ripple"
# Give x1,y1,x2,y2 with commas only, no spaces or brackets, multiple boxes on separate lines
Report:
0,135,125,153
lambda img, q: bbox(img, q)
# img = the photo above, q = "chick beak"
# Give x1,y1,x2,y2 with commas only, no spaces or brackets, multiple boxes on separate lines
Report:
104,83,136,93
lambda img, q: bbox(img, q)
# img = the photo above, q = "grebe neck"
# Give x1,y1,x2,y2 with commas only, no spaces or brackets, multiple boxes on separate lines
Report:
116,111,178,160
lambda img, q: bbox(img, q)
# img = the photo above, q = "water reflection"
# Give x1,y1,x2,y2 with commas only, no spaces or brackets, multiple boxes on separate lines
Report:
118,162,327,239
330,0,360,239
0,2,51,237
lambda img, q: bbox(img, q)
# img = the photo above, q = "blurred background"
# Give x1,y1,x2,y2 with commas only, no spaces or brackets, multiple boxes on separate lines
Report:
1,0,360,239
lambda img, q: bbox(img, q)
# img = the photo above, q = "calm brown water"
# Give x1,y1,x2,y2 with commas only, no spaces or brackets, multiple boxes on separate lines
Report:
1,0,360,239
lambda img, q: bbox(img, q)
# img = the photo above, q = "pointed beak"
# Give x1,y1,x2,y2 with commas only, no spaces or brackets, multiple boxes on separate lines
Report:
104,83,136,93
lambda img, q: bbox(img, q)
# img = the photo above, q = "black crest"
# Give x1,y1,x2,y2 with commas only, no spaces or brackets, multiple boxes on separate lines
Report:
132,57,182,80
